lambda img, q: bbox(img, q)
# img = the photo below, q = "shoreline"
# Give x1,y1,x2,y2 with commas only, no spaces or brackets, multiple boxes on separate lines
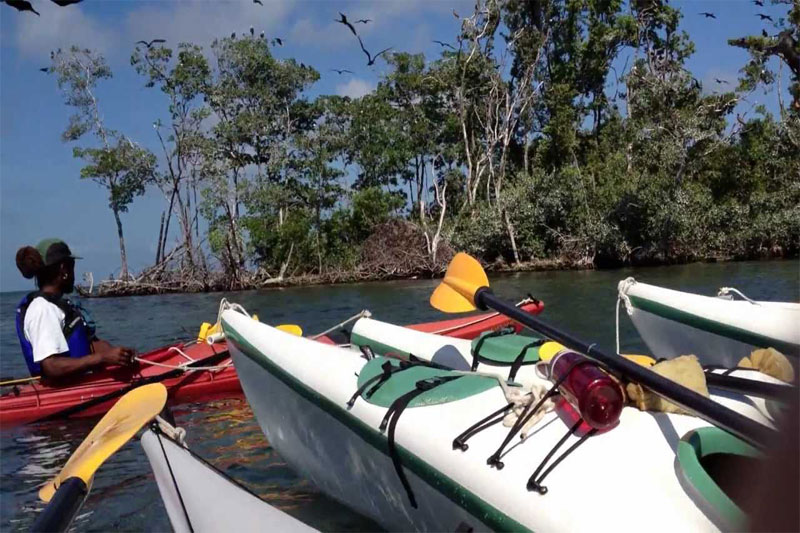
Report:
79,253,798,299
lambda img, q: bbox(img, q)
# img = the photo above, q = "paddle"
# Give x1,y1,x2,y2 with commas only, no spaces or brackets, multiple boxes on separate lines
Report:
32,384,167,532
430,252,776,449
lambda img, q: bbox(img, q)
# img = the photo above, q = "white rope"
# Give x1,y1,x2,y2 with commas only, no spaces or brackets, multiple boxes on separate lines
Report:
310,310,373,340
717,287,760,305
133,354,233,372
616,277,637,355
154,415,187,446
168,346,196,363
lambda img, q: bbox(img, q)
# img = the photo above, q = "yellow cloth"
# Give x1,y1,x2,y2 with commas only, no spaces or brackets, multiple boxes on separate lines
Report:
626,355,709,414
739,348,794,383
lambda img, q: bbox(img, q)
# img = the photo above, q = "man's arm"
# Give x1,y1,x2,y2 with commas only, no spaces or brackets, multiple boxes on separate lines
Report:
41,346,134,381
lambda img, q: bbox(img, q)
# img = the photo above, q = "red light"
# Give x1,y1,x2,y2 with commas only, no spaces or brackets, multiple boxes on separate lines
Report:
550,350,624,430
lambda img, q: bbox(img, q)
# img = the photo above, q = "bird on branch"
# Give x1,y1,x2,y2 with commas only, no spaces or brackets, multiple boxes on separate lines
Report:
3,0,40,15
357,35,391,66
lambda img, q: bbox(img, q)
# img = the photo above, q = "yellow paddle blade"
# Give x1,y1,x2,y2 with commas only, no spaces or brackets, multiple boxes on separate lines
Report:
622,354,657,367
277,324,303,336
39,384,168,503
431,252,490,313
539,341,566,362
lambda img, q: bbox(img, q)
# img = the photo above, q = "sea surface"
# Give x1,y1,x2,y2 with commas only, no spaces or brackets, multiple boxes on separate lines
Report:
1,260,798,531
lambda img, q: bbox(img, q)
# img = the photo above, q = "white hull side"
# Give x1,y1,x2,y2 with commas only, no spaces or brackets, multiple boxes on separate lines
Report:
141,430,313,533
231,340,492,532
221,311,776,532
630,308,760,368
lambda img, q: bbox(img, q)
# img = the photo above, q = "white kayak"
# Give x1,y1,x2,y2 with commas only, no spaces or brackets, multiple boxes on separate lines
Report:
350,316,549,387
618,278,800,368
141,422,314,533
223,308,784,532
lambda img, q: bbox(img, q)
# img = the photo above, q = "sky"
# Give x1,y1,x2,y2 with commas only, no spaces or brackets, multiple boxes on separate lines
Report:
0,0,790,292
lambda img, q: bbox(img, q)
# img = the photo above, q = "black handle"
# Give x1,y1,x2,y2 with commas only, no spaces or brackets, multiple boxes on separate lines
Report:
474,287,777,449
31,477,88,533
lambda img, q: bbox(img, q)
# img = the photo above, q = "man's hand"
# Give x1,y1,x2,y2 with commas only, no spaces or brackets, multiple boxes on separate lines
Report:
98,346,135,367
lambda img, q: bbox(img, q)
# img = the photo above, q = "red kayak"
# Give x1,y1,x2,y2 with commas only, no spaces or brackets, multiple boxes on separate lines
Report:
0,301,543,426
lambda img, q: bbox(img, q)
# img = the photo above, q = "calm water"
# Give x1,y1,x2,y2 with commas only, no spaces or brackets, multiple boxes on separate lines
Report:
1,260,798,531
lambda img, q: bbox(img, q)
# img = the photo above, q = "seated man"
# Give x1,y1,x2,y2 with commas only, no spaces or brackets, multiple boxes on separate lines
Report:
15,239,134,380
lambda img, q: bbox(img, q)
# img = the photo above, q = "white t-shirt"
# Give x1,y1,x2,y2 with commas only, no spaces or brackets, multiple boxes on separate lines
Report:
24,298,69,363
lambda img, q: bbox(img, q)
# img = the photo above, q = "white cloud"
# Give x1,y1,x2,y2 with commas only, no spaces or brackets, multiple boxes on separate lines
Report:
336,77,374,99
13,2,117,59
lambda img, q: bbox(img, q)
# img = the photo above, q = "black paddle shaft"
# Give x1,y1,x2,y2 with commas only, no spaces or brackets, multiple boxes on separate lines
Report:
32,349,230,424
473,288,777,449
31,477,88,533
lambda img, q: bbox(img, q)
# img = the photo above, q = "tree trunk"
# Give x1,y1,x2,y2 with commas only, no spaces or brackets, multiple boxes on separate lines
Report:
155,211,165,265
113,206,130,279
503,208,521,265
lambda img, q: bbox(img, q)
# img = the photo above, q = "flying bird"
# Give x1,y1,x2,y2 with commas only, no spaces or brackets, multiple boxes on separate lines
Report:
39,67,49,72
357,35,391,66
715,78,729,84
336,12,357,36
136,39,166,48
757,13,773,21
433,40,455,50
49,0,83,5
272,37,283,46
355,18,371,24
331,68,354,74
253,0,263,4
753,0,763,5
699,12,716,19
452,9,459,18
3,0,40,15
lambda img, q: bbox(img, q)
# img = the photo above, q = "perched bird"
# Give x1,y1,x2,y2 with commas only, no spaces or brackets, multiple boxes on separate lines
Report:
331,68,354,74
336,12,357,36
757,13,773,21
253,0,262,4
3,0,40,15
231,32,236,39
260,31,265,39
49,0,83,5
355,18,371,24
433,40,455,50
272,37,283,46
753,0,763,5
136,39,166,48
357,35,391,66
250,26,254,36
699,12,716,19
762,29,769,37
715,78,729,84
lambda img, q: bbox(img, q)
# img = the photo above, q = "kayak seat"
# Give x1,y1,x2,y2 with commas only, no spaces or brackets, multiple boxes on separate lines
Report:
471,332,544,366
355,357,497,408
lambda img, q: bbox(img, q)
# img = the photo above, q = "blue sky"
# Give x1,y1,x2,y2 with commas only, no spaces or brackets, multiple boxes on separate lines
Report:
0,0,789,292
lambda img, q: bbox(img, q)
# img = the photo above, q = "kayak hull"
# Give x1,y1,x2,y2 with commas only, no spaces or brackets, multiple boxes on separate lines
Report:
225,312,781,532
619,279,800,367
141,428,313,533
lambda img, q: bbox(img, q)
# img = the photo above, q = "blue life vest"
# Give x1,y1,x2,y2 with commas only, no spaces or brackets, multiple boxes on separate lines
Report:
15,292,96,376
